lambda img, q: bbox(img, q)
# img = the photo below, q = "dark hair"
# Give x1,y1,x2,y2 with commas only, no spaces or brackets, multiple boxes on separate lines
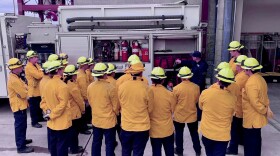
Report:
219,81,231,89
151,78,163,85
49,70,58,78
252,69,261,74
131,73,141,77
64,75,73,84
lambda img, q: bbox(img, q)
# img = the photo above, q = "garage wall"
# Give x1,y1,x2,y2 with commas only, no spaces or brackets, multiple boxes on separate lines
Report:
241,0,280,33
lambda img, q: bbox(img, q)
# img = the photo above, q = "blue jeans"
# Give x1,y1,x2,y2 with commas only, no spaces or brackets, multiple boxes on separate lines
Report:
150,134,174,156
49,128,70,156
28,96,43,125
14,109,27,150
243,128,262,156
202,136,228,156
91,126,116,156
174,121,201,154
121,129,149,156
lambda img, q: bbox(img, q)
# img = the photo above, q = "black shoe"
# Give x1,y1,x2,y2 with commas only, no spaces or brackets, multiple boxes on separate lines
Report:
17,147,34,153
70,146,84,154
80,130,91,135
32,123,42,128
25,139,33,145
87,125,93,130
174,148,183,156
226,148,238,155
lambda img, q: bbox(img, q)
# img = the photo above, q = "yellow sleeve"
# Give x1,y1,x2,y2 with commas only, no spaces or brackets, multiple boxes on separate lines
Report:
109,86,119,115
12,81,28,99
71,87,85,112
28,66,43,80
199,91,206,110
147,88,154,113
170,92,176,113
195,85,200,104
77,75,88,101
245,84,267,115
173,87,179,107
40,95,48,113
49,86,69,119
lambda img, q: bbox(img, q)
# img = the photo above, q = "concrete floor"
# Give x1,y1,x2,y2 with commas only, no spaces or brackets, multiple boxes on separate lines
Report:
0,83,280,156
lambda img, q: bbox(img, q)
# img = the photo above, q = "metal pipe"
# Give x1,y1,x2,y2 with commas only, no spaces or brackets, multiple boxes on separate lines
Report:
66,15,184,24
68,24,184,31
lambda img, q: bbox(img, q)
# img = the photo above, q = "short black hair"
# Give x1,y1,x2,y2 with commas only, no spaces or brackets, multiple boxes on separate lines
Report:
151,78,163,84
219,81,231,89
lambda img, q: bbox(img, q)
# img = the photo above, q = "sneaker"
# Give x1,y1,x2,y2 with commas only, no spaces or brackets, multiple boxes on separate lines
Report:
70,146,84,154
25,139,33,145
174,148,183,156
226,148,238,155
80,130,91,135
32,123,42,128
17,147,34,153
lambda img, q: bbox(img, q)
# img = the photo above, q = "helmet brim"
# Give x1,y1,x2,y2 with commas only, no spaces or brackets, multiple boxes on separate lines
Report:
150,75,167,79
8,64,23,70
177,73,193,79
228,45,244,51
215,74,235,83
92,73,105,77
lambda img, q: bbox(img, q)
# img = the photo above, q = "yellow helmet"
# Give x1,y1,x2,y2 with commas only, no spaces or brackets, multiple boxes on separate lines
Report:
234,55,248,65
61,59,68,65
241,58,263,71
151,67,167,79
88,58,94,65
128,54,140,64
7,58,23,70
48,54,59,62
177,66,193,79
92,63,108,77
42,61,51,72
47,61,64,72
77,56,89,65
59,53,68,60
107,63,117,74
215,62,230,71
26,50,38,59
228,41,244,51
215,67,235,83
63,65,78,76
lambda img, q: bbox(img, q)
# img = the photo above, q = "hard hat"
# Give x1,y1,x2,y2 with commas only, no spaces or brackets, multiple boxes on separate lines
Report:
92,63,108,77
48,54,59,62
59,53,68,60
128,54,140,64
215,62,230,71
61,59,68,65
77,56,89,65
63,64,78,76
7,58,23,70
234,55,248,65
241,58,263,71
151,67,167,79
228,41,244,51
88,58,94,65
177,66,193,79
47,60,64,72
215,67,235,83
26,50,38,59
42,61,51,71
127,60,145,74
107,63,117,74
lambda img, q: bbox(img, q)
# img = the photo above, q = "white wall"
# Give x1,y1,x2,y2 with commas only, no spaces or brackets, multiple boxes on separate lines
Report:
241,0,280,33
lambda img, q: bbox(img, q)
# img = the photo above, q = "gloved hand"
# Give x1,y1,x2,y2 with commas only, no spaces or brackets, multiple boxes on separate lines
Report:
267,106,274,119
43,109,51,121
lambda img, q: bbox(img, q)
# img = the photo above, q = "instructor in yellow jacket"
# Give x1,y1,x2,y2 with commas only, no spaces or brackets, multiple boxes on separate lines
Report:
228,41,244,75
199,68,237,156
41,61,72,156
25,50,44,128
173,67,201,156
118,60,154,156
241,58,270,156
149,67,176,156
7,58,34,153
88,63,119,156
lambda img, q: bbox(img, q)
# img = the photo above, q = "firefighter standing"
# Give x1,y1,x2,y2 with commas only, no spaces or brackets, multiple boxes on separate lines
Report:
59,53,69,67
25,50,44,128
241,58,270,156
228,41,244,75
199,68,236,156
7,58,34,153
86,58,95,83
63,65,85,154
77,56,91,135
149,67,176,156
87,63,119,156
173,67,201,156
41,61,72,156
118,60,154,156
226,55,249,155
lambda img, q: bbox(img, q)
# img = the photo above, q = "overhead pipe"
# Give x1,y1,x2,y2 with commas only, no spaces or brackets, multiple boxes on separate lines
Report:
66,15,184,24
68,24,184,31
